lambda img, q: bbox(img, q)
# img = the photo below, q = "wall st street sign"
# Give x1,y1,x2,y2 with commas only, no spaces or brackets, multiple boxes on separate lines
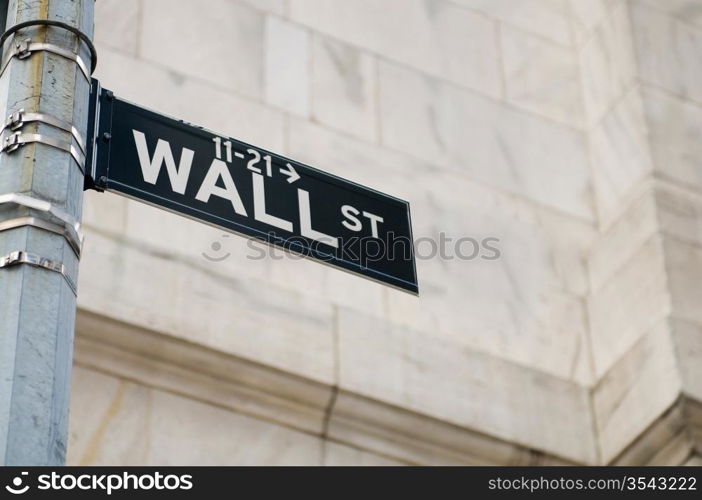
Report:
86,81,418,294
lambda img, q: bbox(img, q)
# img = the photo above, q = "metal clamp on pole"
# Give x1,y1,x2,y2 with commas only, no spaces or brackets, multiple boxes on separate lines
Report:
2,131,86,173
1,38,91,81
0,250,77,295
0,19,98,81
1,109,87,155
0,192,84,257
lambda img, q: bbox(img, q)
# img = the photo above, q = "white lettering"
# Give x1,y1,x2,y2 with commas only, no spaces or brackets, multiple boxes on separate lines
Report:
195,158,248,216
341,205,363,232
298,189,338,248
362,211,384,238
252,173,293,232
133,130,194,194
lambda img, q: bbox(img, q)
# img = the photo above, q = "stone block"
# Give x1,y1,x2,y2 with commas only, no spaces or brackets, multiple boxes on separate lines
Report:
588,186,658,291
264,17,310,116
501,24,583,125
322,442,403,466
94,0,140,55
593,320,682,462
378,61,592,220
665,237,702,327
580,2,637,124
289,0,501,97
643,86,702,192
670,318,702,403
336,308,597,463
455,0,572,46
631,2,702,104
141,0,264,98
656,181,702,248
311,35,378,141
588,235,670,377
94,48,286,153
568,0,624,46
637,0,702,29
77,231,336,385
589,86,653,226
68,367,323,465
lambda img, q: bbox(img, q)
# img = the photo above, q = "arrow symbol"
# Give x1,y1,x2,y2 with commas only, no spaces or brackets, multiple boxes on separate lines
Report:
279,163,300,184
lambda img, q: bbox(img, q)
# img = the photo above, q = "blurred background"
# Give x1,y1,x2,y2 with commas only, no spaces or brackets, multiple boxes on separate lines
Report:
68,0,702,465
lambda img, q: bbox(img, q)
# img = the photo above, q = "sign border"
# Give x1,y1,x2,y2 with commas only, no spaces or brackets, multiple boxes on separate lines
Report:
86,80,419,295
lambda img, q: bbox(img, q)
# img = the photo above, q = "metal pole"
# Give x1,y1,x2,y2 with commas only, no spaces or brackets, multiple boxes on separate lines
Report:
0,0,93,465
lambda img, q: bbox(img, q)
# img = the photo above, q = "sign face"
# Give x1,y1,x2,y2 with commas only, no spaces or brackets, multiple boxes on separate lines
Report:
87,82,418,294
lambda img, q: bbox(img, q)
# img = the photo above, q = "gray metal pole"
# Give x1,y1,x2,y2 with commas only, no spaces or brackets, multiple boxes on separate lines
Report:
0,0,93,465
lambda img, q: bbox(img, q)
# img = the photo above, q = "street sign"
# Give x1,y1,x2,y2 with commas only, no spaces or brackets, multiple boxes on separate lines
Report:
86,81,418,294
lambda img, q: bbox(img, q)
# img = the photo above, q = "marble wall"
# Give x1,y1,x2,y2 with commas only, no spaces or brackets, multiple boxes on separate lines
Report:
67,0,702,465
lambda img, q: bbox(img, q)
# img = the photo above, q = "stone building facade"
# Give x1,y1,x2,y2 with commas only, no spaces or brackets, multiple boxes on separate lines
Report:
67,0,702,465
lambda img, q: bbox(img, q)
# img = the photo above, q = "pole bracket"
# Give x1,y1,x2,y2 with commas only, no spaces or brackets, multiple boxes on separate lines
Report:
1,131,85,173
1,38,91,81
0,192,83,257
0,250,77,295
0,19,97,81
1,109,86,155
